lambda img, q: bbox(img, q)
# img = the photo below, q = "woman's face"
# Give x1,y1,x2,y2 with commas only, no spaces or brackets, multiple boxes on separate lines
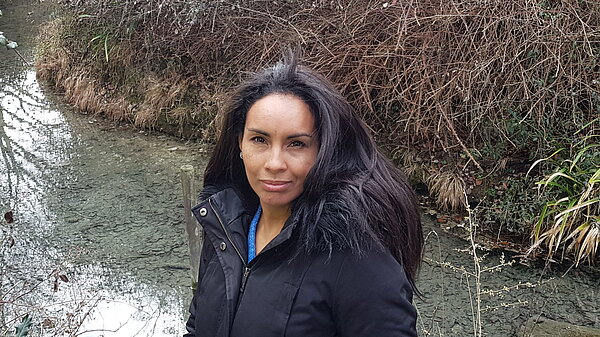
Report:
239,93,318,212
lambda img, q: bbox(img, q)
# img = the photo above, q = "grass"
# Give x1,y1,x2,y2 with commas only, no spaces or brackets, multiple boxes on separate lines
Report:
527,120,599,265
426,171,467,211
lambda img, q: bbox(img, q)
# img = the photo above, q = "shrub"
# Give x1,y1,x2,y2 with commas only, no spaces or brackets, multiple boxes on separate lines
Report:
39,0,599,156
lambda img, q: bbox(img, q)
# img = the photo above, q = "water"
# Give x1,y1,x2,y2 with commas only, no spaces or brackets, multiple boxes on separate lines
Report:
1,3,206,335
415,224,599,336
1,2,598,336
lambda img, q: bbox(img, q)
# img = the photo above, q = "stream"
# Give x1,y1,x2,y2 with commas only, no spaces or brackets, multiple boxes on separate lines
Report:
1,2,598,336
1,2,203,336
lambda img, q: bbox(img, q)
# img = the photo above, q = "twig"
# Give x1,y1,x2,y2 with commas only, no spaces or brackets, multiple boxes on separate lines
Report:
12,49,31,67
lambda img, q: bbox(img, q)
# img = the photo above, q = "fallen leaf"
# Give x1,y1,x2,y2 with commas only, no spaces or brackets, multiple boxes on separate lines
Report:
4,211,14,223
42,318,55,328
452,215,464,222
15,314,31,337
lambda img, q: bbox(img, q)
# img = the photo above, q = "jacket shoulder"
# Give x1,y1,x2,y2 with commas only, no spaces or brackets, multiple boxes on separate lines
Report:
331,249,417,336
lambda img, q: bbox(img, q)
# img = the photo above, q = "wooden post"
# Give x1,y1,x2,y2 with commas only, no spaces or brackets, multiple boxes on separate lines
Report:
181,164,202,286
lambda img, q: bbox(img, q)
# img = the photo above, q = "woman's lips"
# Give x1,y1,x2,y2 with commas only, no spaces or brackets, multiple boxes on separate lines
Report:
260,180,291,192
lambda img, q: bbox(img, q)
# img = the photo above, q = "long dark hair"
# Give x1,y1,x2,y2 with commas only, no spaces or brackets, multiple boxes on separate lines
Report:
204,52,423,288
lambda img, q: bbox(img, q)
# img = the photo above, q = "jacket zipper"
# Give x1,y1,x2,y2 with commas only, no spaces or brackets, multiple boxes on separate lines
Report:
208,200,252,316
240,266,251,293
208,200,285,319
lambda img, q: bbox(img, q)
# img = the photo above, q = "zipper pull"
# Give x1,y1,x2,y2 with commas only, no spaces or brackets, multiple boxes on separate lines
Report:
240,267,251,293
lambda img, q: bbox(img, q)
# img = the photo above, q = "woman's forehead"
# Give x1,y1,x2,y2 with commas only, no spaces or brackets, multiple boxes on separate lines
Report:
244,94,315,133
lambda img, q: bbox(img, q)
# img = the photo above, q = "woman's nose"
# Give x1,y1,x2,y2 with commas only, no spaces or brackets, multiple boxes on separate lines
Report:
264,148,287,171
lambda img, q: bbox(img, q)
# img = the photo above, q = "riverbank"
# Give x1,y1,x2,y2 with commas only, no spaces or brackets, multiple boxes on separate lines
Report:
33,0,600,264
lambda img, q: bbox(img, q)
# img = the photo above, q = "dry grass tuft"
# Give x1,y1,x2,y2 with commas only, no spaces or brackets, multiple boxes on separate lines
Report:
35,19,67,82
427,171,467,211
104,97,133,122
63,72,102,113
192,88,229,141
34,48,69,85
135,73,190,128
396,149,426,183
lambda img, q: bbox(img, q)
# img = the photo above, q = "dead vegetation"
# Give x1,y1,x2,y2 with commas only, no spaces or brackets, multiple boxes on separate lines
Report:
427,171,467,211
135,73,190,127
35,0,600,257
38,0,600,146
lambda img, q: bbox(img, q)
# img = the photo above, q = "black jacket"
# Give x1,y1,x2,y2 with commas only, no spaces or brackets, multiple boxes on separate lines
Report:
184,187,417,337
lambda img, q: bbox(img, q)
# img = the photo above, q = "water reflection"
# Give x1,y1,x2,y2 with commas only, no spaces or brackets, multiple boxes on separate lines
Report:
49,265,186,336
1,12,196,334
0,69,71,216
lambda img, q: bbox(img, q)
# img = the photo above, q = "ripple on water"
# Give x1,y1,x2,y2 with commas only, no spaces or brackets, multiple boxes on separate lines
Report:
1,7,206,334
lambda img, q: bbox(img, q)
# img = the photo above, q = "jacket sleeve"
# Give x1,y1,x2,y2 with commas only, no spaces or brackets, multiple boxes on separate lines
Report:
332,251,417,337
183,231,213,337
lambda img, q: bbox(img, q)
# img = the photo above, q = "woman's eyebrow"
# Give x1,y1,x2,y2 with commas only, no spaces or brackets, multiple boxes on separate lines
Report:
247,128,313,139
287,133,313,139
247,128,269,136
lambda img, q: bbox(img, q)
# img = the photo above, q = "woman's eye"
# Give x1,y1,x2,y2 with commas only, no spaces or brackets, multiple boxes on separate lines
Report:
290,140,306,148
250,136,266,144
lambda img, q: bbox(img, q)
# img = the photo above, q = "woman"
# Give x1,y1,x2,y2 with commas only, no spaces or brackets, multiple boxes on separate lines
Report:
184,53,423,337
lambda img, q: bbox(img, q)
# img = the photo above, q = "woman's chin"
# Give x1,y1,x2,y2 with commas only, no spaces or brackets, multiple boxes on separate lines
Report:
258,195,295,210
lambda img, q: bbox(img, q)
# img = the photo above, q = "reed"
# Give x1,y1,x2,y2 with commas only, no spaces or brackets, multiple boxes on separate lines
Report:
527,119,600,265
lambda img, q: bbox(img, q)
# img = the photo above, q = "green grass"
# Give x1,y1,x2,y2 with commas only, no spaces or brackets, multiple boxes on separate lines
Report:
527,120,599,265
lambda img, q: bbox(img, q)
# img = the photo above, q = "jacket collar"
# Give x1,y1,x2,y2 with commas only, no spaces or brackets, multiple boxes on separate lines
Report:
203,188,249,229
192,187,297,264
